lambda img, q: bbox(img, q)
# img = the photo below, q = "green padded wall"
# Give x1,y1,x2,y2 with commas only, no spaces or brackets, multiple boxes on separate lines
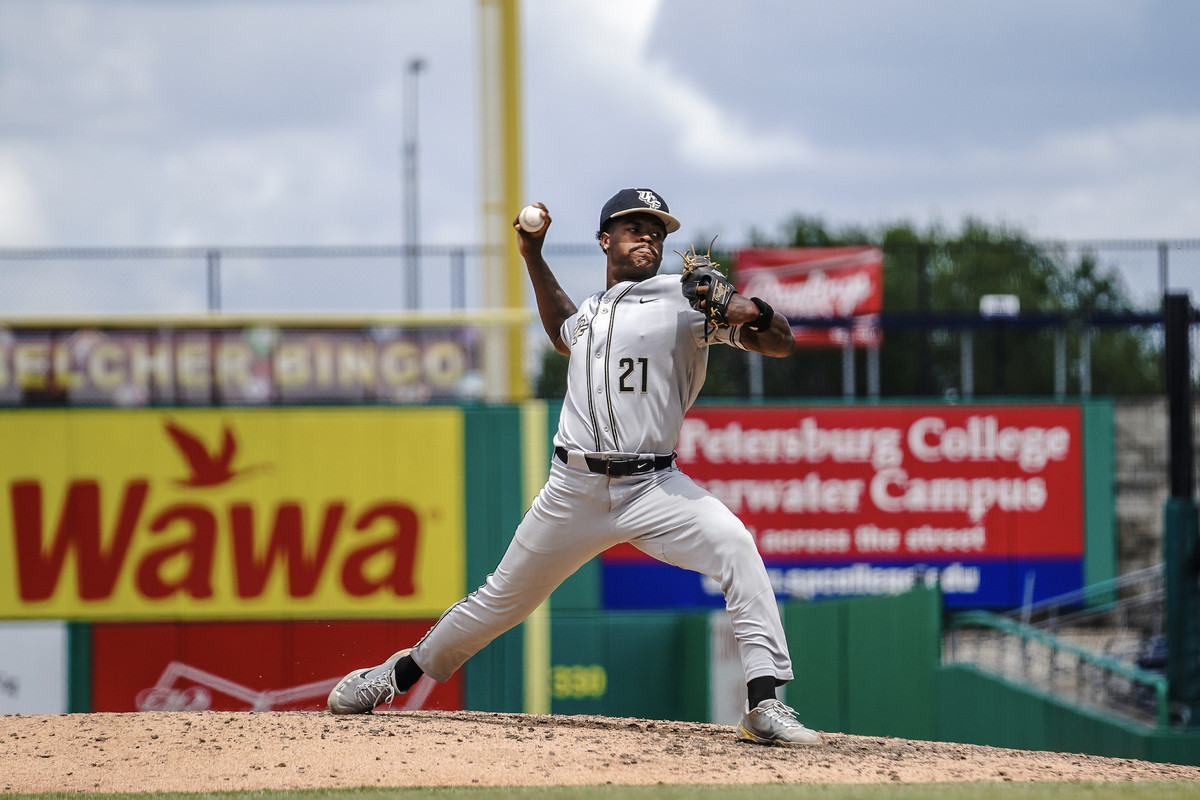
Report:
937,664,1200,766
783,588,942,741
1082,399,1118,588
462,406,527,712
781,598,845,729
549,611,707,721
67,621,91,713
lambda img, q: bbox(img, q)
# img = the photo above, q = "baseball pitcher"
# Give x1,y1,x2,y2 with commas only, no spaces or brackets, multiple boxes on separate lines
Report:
328,188,822,746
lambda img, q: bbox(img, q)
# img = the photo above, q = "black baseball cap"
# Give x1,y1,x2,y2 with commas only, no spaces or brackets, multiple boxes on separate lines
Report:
598,188,681,234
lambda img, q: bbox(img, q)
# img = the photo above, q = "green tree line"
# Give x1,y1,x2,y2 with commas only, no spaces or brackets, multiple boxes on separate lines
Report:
536,217,1162,400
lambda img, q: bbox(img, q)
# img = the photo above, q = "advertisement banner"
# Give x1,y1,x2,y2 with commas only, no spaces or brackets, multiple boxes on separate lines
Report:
0,620,69,714
90,619,460,712
603,404,1085,609
0,324,482,406
0,408,465,619
735,247,883,347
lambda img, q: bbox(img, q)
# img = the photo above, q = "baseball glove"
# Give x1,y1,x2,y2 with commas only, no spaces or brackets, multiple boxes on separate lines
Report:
678,236,737,326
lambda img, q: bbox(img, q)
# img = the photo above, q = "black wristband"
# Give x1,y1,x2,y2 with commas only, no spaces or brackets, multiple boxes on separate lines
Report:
747,297,774,332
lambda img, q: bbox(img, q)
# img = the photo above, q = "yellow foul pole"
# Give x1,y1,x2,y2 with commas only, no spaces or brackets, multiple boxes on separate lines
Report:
477,0,528,402
477,0,548,715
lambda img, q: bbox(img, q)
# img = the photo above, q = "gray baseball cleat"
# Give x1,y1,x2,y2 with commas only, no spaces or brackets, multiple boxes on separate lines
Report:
327,649,411,714
737,699,824,746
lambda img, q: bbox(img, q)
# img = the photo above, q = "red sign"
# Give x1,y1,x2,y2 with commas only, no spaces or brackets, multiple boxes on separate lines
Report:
90,619,461,712
676,405,1082,558
603,404,1085,608
735,247,883,347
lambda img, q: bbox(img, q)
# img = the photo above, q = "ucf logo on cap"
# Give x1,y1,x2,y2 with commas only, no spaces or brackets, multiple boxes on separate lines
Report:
636,190,663,210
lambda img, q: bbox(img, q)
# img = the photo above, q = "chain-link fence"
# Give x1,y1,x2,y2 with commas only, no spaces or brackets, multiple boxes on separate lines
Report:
2,239,1197,315
2,239,1197,400
1058,240,1200,309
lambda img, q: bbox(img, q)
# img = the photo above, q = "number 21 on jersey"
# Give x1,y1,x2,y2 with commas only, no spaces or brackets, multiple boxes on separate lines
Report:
618,357,649,393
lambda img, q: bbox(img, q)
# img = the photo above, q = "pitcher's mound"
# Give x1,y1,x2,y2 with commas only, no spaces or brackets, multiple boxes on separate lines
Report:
2,710,1198,793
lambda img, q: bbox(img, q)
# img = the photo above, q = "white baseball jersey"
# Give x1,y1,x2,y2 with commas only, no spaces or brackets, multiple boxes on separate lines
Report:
555,273,746,456
410,271,793,691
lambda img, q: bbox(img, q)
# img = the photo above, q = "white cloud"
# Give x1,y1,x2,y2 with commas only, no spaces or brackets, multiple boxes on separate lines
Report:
645,63,814,171
1,0,1198,315
531,0,812,172
939,114,1200,238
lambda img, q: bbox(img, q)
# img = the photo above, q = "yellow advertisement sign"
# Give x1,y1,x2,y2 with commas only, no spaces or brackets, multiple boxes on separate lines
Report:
0,408,465,619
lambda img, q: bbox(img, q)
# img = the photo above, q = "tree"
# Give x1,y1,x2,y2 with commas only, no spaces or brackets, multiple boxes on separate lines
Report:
744,216,1161,398
534,216,1162,400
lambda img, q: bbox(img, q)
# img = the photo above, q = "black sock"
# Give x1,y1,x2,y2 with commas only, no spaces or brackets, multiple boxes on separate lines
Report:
392,654,424,692
747,676,776,709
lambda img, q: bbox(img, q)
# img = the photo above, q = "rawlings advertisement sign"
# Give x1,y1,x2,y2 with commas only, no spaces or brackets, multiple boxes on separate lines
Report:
735,247,883,347
0,408,465,619
603,404,1086,609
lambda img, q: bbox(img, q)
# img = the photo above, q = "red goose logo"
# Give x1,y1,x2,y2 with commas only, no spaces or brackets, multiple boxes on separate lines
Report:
164,421,270,487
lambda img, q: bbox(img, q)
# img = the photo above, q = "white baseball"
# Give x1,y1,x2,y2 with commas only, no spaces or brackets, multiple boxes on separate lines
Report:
518,205,545,232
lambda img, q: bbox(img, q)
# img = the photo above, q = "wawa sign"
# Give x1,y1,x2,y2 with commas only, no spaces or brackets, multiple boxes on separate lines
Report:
0,408,466,619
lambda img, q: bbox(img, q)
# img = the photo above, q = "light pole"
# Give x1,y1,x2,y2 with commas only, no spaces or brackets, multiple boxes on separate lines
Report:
403,57,425,310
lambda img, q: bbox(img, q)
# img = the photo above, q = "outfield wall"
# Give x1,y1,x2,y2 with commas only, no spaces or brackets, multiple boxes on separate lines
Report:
4,400,1164,765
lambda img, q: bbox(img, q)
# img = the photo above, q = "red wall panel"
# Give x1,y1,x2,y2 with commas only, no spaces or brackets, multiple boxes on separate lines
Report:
91,619,460,712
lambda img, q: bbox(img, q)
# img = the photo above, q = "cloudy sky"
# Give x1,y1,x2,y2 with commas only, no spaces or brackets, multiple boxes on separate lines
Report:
1,0,1198,312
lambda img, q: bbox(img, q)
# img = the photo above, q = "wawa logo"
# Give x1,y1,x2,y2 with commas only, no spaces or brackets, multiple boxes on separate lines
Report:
163,420,271,487
7,419,420,605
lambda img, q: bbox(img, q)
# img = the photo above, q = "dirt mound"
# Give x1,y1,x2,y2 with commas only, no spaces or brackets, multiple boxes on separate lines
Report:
3,710,1198,793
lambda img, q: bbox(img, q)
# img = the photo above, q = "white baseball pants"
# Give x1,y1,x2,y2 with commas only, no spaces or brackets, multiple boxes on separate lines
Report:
410,453,794,686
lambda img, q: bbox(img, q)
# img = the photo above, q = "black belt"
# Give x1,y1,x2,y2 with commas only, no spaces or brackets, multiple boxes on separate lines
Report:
554,446,675,477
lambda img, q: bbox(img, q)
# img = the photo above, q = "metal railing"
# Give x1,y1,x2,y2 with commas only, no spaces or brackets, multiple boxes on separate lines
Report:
945,565,1184,729
1004,564,1165,634
947,609,1171,729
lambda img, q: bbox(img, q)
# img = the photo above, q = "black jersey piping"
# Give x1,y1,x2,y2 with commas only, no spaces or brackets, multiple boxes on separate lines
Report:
584,303,602,450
